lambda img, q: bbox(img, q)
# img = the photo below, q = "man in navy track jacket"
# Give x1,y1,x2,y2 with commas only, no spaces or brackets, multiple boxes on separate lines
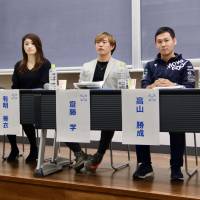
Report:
133,26,195,181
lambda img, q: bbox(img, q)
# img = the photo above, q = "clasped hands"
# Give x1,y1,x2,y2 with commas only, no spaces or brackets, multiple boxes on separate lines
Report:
147,78,176,89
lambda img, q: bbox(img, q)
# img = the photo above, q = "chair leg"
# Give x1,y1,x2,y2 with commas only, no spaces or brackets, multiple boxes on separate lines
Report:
36,129,39,148
51,129,58,163
22,127,25,155
84,144,87,154
184,132,198,177
127,144,131,161
109,142,130,171
2,135,6,160
66,145,73,165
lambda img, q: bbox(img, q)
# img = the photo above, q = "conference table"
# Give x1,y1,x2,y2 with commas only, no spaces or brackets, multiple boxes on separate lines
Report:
20,89,200,176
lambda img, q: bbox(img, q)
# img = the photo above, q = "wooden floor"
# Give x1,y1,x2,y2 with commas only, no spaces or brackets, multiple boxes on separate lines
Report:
0,143,199,200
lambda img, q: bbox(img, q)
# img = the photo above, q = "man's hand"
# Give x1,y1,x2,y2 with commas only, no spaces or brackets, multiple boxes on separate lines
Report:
147,78,176,89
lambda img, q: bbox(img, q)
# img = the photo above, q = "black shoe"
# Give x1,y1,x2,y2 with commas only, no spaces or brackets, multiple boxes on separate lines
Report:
7,148,19,162
26,148,38,163
171,167,184,181
84,153,103,173
74,151,88,172
133,164,154,179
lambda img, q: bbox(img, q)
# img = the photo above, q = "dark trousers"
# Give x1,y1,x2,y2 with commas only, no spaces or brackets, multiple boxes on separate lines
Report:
7,124,37,151
136,132,185,168
65,130,114,155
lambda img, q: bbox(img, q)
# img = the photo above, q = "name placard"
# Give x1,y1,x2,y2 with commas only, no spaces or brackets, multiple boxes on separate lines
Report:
0,90,20,135
122,89,160,145
56,89,90,143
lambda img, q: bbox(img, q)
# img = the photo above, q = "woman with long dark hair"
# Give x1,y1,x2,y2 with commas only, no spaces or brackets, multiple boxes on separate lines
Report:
7,33,51,163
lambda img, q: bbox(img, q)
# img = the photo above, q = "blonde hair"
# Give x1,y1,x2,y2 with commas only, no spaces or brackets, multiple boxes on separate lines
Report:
95,32,116,54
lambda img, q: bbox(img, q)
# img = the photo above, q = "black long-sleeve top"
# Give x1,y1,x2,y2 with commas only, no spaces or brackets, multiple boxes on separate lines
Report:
12,59,51,89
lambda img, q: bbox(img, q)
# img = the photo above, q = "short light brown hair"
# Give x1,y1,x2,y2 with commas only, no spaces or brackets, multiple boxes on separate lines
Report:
95,32,116,54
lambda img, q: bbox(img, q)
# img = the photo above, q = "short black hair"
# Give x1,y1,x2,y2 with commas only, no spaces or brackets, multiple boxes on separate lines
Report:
155,27,175,41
